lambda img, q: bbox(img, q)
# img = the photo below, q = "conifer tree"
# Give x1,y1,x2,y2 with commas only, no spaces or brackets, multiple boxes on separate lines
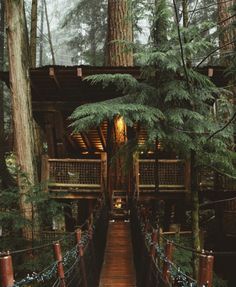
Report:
6,0,38,239
70,0,236,277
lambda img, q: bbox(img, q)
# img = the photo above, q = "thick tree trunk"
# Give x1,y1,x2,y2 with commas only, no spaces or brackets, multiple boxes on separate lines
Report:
106,0,133,193
30,0,44,180
6,0,38,239
107,0,133,66
218,0,235,64
30,0,37,67
0,0,16,188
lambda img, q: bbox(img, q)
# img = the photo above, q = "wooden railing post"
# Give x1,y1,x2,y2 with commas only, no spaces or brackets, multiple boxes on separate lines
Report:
53,242,66,287
162,241,174,283
76,229,88,287
198,254,214,287
146,229,158,287
101,152,107,194
41,154,49,191
0,254,14,287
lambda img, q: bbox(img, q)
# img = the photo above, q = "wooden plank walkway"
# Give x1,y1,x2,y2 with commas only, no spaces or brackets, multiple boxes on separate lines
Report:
99,221,136,287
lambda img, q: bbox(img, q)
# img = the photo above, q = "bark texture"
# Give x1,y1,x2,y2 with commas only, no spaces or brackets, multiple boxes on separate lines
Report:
107,0,133,66
106,1,133,191
0,0,15,188
6,0,38,239
30,0,37,67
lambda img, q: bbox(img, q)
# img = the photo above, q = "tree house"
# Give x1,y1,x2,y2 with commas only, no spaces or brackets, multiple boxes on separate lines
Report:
1,65,236,232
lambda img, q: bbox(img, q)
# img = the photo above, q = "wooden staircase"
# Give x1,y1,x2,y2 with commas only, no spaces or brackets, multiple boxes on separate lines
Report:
99,221,136,287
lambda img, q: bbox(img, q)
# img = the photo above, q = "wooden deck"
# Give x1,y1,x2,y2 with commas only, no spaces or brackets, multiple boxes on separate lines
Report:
99,221,136,287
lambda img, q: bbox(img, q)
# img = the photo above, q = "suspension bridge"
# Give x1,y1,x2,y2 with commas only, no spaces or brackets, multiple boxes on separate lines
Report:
0,196,221,287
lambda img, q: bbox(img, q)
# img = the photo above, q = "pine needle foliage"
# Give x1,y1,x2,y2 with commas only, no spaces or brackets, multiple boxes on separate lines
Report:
70,0,236,177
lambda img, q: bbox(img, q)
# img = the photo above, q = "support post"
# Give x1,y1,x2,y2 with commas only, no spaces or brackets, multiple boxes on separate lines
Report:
76,229,88,287
162,241,174,283
146,230,158,287
198,254,214,287
0,255,14,287
41,154,49,191
158,227,163,268
53,242,66,287
101,152,108,195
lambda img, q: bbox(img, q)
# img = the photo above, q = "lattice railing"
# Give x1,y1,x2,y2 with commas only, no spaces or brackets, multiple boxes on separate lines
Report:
221,175,236,192
137,159,186,192
47,159,102,192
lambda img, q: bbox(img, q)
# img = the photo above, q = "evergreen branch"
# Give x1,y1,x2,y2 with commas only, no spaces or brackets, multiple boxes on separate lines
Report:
207,112,236,141
196,39,236,67
172,0,190,90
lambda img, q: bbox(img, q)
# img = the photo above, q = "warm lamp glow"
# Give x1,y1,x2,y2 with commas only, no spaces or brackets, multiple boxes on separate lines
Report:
114,116,126,143
116,116,125,131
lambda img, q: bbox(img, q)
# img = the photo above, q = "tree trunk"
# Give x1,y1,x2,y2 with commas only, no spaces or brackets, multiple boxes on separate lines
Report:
153,0,168,48
106,0,133,194
39,0,44,66
218,0,235,64
0,0,16,189
5,0,38,239
191,151,201,279
30,0,37,67
30,0,44,180
107,0,133,66
44,0,55,65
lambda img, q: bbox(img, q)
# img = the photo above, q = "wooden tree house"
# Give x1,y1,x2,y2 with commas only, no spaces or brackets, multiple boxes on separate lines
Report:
1,65,236,232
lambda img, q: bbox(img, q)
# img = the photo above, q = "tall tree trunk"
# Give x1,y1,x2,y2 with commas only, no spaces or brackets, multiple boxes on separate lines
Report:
107,0,133,66
0,0,16,188
218,0,235,64
106,0,133,193
30,0,44,180
30,0,37,67
6,0,38,239
153,0,168,48
39,0,44,66
44,0,55,65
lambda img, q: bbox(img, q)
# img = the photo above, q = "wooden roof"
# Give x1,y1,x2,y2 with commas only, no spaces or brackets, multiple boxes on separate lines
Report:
0,65,227,103
0,65,228,155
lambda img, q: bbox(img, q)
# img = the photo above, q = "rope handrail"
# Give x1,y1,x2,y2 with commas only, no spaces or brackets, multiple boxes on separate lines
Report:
0,197,104,257
0,196,108,287
132,202,201,287
138,206,236,256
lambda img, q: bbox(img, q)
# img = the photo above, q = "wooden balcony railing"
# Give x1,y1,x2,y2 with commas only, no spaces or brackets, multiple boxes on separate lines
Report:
41,155,107,194
136,159,189,193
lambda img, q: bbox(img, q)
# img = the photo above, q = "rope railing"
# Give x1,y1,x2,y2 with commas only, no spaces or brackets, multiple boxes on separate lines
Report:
131,201,214,287
0,197,108,287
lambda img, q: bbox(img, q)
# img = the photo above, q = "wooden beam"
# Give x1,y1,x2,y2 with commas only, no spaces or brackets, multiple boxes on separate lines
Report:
67,134,80,152
32,101,85,112
30,79,41,98
49,67,62,91
77,67,82,78
97,126,106,151
44,113,56,157
80,132,92,151
54,111,66,157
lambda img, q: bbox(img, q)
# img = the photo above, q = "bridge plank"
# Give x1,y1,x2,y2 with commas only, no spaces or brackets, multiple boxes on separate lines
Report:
99,221,136,287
